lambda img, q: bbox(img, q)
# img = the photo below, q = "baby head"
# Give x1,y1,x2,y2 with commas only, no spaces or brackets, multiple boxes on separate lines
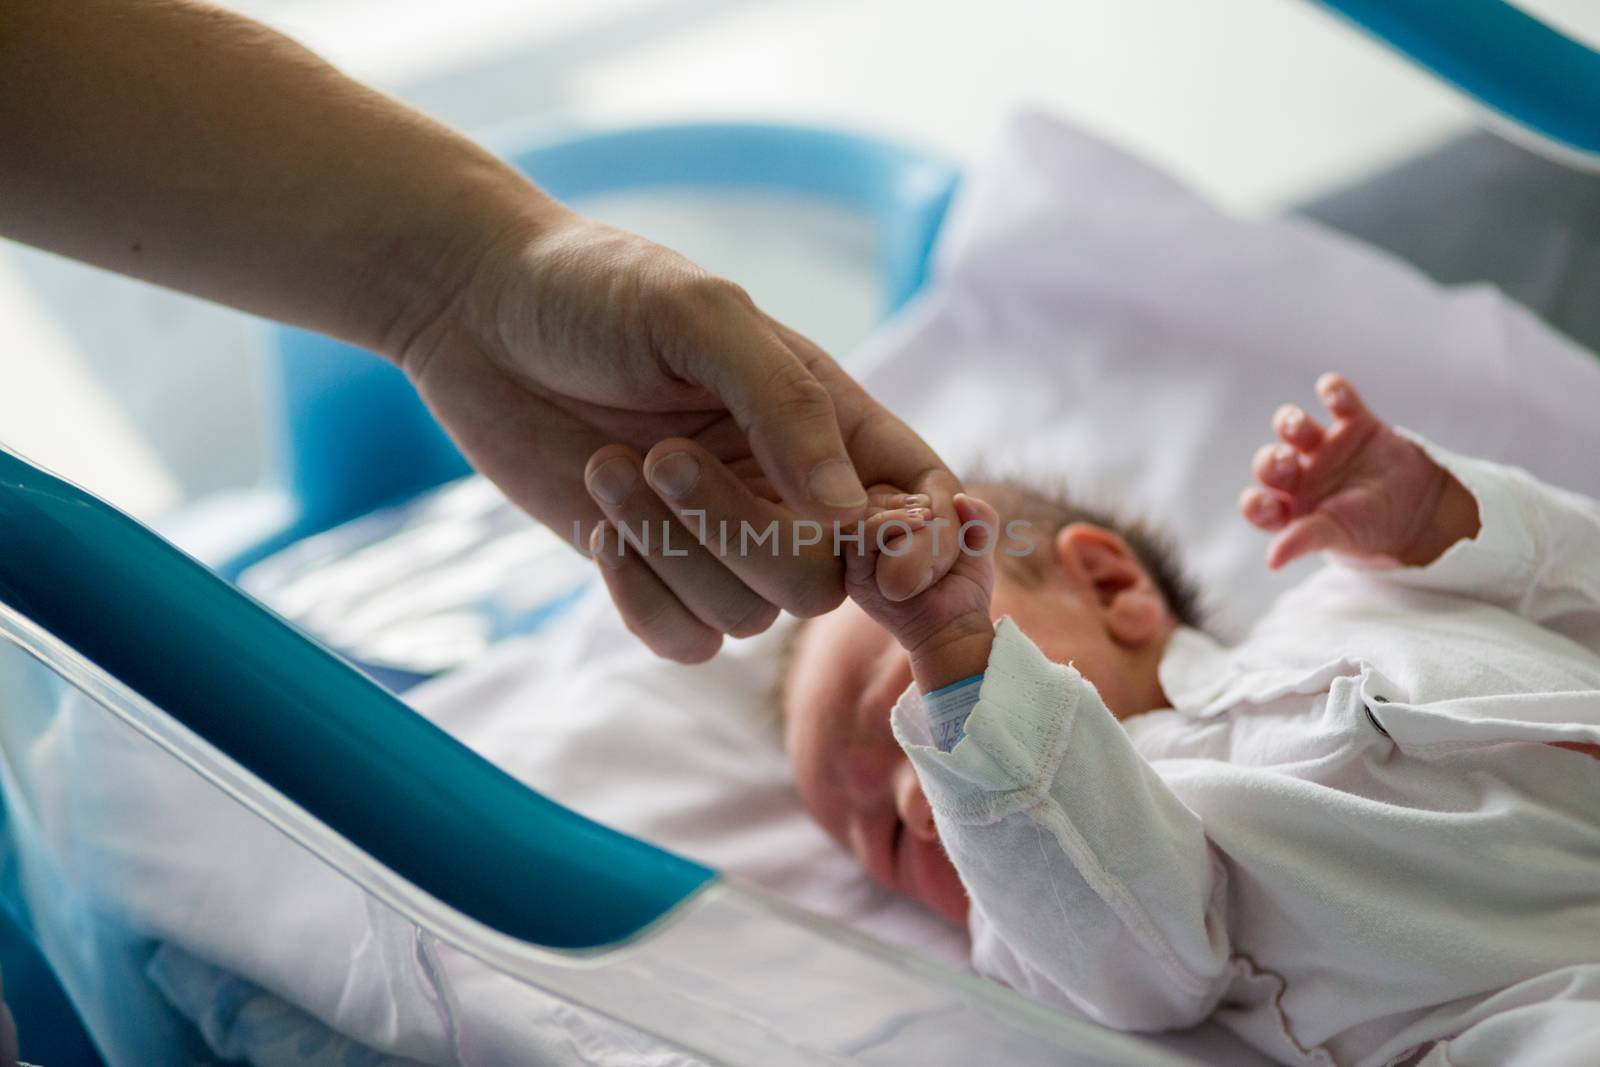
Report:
779,479,1199,925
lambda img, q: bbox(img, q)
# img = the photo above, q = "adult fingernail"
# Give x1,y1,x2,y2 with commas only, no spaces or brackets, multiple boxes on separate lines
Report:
648,451,701,500
589,457,636,505
808,459,867,508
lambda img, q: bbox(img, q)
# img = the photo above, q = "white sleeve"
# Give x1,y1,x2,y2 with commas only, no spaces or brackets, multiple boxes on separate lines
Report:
1414,966,1600,1067
891,618,1230,1031
1348,433,1600,648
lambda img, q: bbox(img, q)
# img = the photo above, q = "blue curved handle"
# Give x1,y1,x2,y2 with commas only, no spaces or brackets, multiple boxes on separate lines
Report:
1315,0,1600,159
0,448,713,949
503,122,957,311
242,123,959,577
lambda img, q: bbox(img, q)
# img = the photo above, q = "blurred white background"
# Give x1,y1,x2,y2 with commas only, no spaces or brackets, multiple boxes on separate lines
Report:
3,0,1595,519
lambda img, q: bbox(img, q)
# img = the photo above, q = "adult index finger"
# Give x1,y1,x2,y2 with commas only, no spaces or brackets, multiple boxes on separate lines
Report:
642,437,848,619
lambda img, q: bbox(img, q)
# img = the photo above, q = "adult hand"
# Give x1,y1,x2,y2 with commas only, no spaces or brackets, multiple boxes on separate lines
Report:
2,0,962,662
403,213,962,661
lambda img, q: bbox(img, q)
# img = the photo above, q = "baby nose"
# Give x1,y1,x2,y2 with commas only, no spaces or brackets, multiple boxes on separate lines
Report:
893,762,938,842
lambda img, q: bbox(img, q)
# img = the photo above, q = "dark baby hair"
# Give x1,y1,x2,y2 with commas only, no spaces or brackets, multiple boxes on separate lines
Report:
969,477,1203,630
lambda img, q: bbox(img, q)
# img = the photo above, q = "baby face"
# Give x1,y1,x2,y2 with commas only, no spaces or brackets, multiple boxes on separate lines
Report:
781,597,969,924
781,552,1153,926
780,524,1171,927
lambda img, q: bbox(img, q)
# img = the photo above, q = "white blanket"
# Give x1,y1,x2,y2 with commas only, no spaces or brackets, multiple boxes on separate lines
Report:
38,112,1600,1066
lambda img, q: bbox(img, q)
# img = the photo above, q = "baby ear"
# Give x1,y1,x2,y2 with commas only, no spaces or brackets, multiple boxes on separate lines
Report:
1055,524,1168,647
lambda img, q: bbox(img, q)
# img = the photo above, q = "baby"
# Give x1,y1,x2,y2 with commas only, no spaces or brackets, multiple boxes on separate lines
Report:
782,374,1600,1067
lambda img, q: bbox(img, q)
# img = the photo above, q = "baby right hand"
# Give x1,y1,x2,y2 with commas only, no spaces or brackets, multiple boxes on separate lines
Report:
847,492,1000,691
1239,373,1480,570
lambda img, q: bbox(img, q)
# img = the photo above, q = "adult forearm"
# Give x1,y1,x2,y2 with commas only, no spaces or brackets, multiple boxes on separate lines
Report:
0,0,560,356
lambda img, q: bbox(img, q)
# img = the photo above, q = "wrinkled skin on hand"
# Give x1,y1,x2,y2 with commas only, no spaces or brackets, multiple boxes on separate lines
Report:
402,214,961,660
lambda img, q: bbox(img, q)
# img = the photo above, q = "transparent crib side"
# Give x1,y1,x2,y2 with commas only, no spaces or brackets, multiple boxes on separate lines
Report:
0,604,1200,1067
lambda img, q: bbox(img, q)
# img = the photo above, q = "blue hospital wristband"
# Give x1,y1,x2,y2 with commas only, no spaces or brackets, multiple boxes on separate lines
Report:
923,674,983,753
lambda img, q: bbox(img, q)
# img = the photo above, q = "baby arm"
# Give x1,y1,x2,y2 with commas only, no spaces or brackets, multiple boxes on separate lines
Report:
846,500,1231,1029
1241,374,1600,642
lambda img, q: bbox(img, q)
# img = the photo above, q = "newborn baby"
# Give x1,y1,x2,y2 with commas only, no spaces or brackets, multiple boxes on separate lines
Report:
782,374,1600,1067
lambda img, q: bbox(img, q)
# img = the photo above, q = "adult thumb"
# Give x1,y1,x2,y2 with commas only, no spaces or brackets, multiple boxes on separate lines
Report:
686,295,866,515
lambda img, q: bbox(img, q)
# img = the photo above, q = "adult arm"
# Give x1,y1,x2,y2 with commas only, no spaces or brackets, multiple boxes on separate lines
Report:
0,0,961,656
0,0,520,355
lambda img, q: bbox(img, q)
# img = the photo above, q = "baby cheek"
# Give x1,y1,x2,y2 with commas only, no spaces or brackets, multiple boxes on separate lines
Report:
841,745,894,799
989,575,1050,622
989,581,1057,639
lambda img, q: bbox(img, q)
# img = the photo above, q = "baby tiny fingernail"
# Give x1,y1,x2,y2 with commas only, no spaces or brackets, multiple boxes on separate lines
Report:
589,457,637,505
900,493,931,508
906,507,931,522
1273,447,1297,473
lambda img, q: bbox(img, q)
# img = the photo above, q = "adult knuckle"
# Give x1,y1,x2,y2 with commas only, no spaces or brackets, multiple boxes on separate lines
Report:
724,598,781,639
782,578,846,619
622,589,722,663
623,591,677,642
749,370,836,438
686,274,753,311
654,273,749,326
665,629,723,664
684,581,766,638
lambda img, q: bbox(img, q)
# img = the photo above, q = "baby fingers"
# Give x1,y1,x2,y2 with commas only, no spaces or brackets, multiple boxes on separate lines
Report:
867,485,931,512
1266,513,1348,571
1316,372,1374,424
844,506,929,591
1274,403,1325,452
860,505,930,550
953,493,1000,552
1253,443,1303,493
1239,486,1289,531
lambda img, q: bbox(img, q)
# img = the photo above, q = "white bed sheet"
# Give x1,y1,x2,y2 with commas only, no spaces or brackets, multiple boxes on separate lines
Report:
35,111,1600,1066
